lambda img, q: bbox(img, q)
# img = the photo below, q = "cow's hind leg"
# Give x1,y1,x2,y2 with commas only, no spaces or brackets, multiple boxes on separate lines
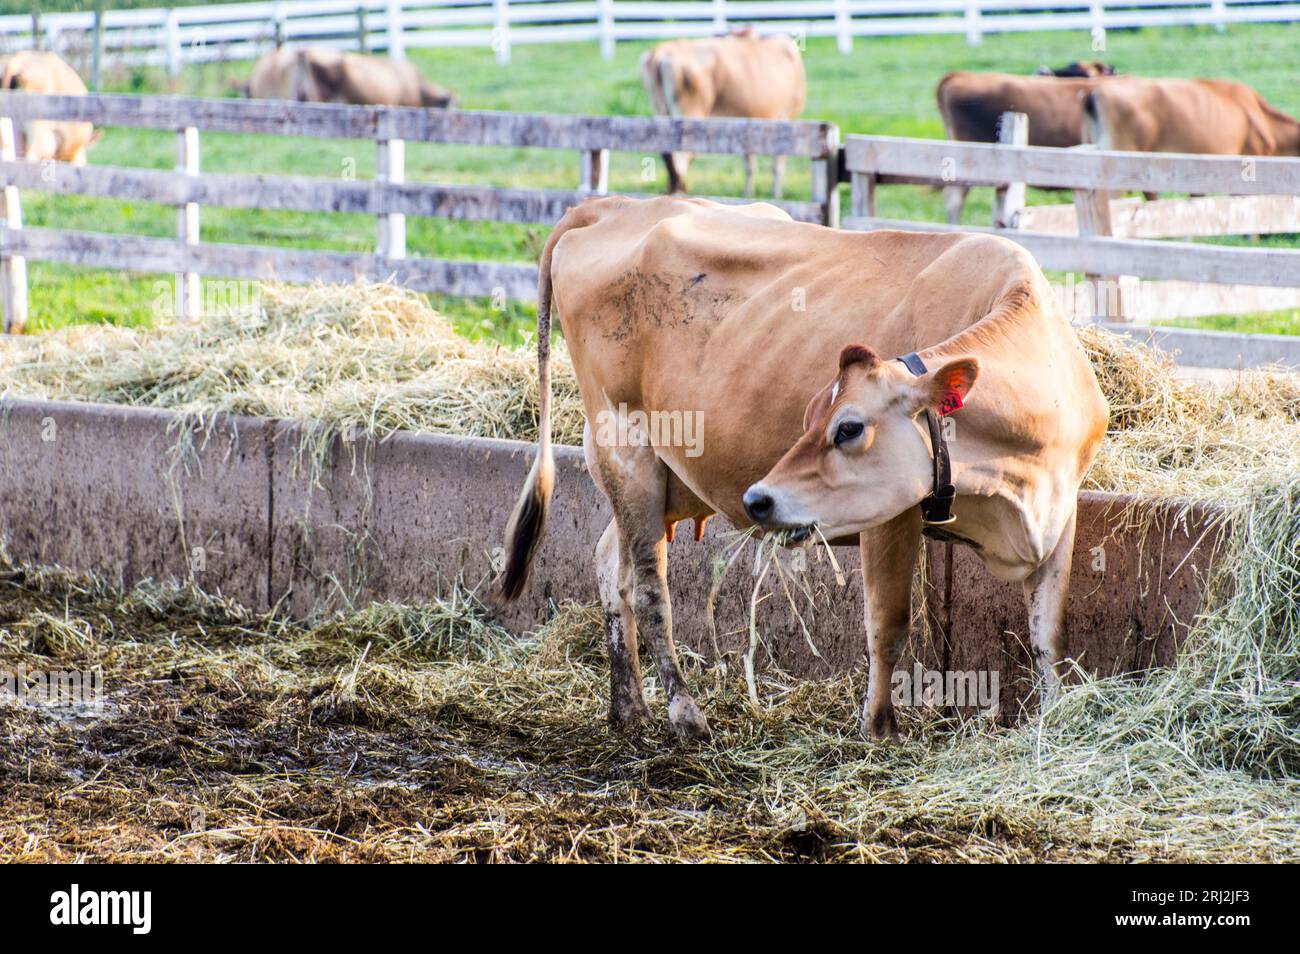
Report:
944,185,969,224
858,508,923,740
596,447,709,741
771,154,787,199
595,519,652,728
1023,509,1077,712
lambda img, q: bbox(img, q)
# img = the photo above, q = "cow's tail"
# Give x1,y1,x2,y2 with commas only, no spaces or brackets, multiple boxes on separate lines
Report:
1081,89,1105,147
494,224,565,603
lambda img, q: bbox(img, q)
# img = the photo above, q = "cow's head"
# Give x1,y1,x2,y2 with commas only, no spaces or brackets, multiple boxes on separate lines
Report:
743,344,978,541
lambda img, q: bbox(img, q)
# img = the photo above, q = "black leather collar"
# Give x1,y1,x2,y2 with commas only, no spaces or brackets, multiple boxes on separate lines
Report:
896,352,957,527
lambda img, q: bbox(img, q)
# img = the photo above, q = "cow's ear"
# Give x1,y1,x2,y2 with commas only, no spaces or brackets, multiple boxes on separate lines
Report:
913,357,979,416
803,379,835,431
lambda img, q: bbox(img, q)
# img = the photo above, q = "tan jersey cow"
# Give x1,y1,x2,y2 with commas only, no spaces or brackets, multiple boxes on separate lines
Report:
1084,77,1300,156
243,47,455,107
640,30,806,198
1,51,96,165
497,196,1107,742
936,71,1112,222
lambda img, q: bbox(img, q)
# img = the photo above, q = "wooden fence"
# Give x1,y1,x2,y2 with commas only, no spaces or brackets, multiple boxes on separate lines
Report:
844,121,1300,322
0,91,839,333
9,0,1300,71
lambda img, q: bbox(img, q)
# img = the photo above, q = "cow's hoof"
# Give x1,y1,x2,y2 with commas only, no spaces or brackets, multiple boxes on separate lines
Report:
609,697,652,732
668,694,712,742
860,706,901,742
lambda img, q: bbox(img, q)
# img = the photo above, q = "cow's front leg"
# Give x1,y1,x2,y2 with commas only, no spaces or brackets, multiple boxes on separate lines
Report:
858,508,923,740
1023,508,1077,712
595,520,651,729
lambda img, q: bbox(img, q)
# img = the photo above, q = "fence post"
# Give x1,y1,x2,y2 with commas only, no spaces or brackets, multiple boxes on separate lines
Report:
92,3,105,91
0,117,28,335
964,0,982,45
30,11,41,51
387,0,406,59
377,139,407,260
713,0,727,34
1211,0,1226,32
993,111,1027,229
834,0,852,55
1089,0,1106,50
1073,187,1129,321
598,0,615,61
165,8,183,77
811,126,840,228
272,3,286,48
357,5,369,53
493,0,511,64
849,170,876,219
579,149,609,194
176,127,200,322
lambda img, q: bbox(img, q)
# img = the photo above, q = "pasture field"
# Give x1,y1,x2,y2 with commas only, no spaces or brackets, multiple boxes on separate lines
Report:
15,21,1300,339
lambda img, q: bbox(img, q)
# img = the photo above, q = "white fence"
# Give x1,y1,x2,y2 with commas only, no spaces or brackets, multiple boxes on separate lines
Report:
844,120,1300,326
8,0,1300,71
0,91,839,333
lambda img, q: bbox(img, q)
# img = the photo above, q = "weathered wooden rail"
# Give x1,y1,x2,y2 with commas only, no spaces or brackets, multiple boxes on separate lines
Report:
844,121,1300,327
0,91,841,332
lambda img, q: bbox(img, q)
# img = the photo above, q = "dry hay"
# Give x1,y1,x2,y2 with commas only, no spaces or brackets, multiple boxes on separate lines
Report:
0,283,1297,862
0,554,1294,863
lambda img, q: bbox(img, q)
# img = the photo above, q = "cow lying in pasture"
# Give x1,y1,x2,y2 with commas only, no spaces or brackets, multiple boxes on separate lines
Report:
243,47,456,108
1,50,97,165
640,29,806,198
1084,76,1300,156
936,70,1116,222
496,196,1108,741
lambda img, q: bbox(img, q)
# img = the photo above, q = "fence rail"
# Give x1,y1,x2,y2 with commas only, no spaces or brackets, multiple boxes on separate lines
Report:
843,121,1300,323
0,91,839,333
8,0,1300,71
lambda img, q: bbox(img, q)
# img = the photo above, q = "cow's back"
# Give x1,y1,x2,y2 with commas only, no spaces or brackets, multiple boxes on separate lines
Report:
938,71,1100,147
1087,77,1286,154
548,196,1101,520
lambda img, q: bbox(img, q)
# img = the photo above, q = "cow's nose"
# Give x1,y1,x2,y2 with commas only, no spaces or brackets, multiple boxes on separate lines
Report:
743,486,775,524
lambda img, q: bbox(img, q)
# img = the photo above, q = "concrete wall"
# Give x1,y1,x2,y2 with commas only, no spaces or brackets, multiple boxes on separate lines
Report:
0,398,1228,718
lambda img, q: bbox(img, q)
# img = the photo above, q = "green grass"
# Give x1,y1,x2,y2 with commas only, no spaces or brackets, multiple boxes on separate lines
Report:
18,22,1300,337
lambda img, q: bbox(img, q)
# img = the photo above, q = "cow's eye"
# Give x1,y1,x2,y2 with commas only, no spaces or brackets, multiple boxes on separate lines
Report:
834,420,865,446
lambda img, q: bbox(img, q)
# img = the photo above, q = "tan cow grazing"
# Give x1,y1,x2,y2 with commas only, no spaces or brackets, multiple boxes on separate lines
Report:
496,195,1108,741
244,46,300,100
1084,77,1300,156
640,29,806,198
936,71,1112,222
243,47,455,107
1,50,97,165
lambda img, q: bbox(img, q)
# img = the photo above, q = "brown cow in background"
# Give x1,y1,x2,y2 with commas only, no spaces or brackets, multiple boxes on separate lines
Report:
640,29,806,197
244,47,455,108
1,50,98,164
936,70,1116,222
1084,77,1300,156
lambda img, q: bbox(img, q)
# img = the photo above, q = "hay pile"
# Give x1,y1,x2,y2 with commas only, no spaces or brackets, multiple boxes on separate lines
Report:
0,282,1297,862
0,283,587,448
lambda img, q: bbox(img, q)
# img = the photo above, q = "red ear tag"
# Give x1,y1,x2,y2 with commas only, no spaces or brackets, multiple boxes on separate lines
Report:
938,390,964,416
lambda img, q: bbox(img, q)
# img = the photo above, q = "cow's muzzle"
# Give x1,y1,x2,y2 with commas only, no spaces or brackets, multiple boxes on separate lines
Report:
743,484,815,545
